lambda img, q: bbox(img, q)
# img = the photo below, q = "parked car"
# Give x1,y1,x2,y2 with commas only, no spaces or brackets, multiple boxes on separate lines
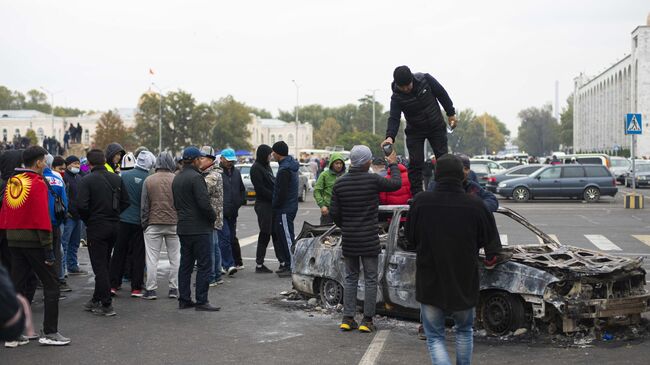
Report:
485,164,544,193
624,163,650,188
621,160,650,185
299,163,316,189
292,206,649,335
472,164,492,187
471,159,506,175
496,164,617,202
609,157,631,183
560,153,611,167
237,162,309,203
497,160,524,170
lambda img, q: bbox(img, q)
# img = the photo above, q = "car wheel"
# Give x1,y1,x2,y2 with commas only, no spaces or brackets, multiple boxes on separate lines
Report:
298,185,307,202
583,187,600,202
480,291,526,336
319,278,343,309
512,187,530,202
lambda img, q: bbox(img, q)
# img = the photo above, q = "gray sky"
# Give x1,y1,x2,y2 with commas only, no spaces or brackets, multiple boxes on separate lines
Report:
1,0,648,137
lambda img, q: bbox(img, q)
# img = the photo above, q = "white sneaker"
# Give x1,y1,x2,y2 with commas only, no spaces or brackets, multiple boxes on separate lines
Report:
38,331,71,346
236,265,245,270
5,335,29,348
227,267,238,276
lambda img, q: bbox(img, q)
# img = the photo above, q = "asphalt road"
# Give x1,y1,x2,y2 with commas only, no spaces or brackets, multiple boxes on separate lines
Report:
2,187,650,364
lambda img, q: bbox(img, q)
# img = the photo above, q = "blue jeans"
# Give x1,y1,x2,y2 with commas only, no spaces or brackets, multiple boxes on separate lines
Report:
218,218,235,270
421,304,474,365
61,218,82,271
209,229,222,282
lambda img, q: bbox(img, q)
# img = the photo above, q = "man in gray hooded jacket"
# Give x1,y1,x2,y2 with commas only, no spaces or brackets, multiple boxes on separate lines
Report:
141,152,180,300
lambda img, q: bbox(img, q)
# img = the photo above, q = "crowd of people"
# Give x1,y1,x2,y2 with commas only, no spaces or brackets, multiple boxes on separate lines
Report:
1,65,514,364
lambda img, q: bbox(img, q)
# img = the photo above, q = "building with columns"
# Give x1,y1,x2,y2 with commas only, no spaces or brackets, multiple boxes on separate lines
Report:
247,114,313,156
573,14,650,157
0,108,135,147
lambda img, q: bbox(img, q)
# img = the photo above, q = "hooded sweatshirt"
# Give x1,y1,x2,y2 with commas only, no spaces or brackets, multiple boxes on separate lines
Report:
313,152,346,208
272,155,300,214
119,151,155,225
250,145,275,203
104,142,126,173
141,152,177,227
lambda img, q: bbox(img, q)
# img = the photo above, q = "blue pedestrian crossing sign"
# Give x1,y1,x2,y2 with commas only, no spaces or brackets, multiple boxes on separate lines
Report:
625,113,642,135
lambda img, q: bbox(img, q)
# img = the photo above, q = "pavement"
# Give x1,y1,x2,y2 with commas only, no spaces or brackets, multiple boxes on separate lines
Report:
2,187,650,364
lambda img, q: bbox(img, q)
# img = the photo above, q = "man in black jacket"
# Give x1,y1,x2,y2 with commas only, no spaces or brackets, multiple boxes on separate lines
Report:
406,154,510,364
77,149,130,317
330,145,401,333
219,148,245,270
382,65,457,196
61,156,86,275
172,147,219,312
250,144,280,273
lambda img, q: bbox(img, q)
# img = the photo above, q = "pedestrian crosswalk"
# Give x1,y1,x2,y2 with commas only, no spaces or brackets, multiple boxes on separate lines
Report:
495,233,650,253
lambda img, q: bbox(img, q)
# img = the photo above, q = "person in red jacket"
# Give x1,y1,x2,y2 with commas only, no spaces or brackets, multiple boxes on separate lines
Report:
379,163,412,205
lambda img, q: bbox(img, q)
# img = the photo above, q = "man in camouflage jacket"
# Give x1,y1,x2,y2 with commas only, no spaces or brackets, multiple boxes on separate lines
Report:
199,146,224,286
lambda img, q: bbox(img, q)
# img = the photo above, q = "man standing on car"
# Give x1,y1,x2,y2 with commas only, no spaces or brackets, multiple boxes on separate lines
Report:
330,145,401,333
172,147,219,311
271,141,299,277
250,144,280,273
382,65,457,196
407,154,511,364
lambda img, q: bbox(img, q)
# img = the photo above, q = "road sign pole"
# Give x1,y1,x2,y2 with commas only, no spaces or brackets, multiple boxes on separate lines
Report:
632,134,636,192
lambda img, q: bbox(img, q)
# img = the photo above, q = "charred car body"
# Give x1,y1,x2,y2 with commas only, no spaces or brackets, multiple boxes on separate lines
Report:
291,206,650,335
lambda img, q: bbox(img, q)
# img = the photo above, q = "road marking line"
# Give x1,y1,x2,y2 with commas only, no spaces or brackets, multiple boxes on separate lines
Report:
242,257,278,262
632,235,650,248
239,234,259,247
585,234,622,251
500,234,508,246
358,330,390,365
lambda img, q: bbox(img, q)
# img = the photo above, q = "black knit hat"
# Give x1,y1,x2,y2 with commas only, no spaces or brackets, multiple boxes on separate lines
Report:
393,65,413,87
65,155,80,165
434,154,464,182
272,141,289,157
457,154,471,169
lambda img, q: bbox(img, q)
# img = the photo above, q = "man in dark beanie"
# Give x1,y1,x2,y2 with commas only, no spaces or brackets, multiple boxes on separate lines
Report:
271,141,299,277
382,65,457,196
406,154,510,364
61,155,86,275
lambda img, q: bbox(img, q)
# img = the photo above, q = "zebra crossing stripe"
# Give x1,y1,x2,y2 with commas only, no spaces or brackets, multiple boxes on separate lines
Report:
585,234,622,251
632,235,650,248
500,234,508,246
548,234,560,244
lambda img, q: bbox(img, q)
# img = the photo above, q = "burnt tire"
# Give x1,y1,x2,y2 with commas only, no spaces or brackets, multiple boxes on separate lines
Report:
583,186,600,202
512,187,530,202
480,291,526,336
319,278,343,309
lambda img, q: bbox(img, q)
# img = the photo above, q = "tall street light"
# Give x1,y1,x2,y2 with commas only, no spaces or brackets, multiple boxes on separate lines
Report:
368,89,379,135
292,80,300,156
150,83,164,153
40,86,58,139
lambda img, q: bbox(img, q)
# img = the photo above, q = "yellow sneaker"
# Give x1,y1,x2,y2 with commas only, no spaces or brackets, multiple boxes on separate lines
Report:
340,317,358,331
359,318,375,333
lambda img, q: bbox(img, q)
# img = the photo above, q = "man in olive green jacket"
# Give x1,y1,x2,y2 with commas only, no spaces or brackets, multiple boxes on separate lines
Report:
313,152,346,225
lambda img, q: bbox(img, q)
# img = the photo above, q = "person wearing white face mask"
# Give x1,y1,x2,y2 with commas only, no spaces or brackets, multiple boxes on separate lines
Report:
61,156,86,275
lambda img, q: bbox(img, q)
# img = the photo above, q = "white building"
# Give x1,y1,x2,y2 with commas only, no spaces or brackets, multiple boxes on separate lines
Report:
247,114,313,156
573,14,650,157
0,108,135,147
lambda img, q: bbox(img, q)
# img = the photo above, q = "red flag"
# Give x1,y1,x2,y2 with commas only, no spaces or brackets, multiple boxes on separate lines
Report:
0,171,52,231
149,68,155,75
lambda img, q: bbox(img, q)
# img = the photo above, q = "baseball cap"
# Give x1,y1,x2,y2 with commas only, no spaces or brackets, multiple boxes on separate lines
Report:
221,148,237,161
182,146,205,161
200,146,216,159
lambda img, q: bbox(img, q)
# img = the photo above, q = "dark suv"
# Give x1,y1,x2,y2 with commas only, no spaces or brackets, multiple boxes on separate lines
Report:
496,164,617,202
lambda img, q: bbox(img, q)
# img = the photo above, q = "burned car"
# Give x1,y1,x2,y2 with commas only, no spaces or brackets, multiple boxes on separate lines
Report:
291,206,650,335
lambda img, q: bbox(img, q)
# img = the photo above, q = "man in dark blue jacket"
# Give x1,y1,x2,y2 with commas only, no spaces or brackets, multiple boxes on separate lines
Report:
427,155,498,212
382,65,457,196
271,141,299,277
218,148,245,274
61,156,86,276
250,144,280,273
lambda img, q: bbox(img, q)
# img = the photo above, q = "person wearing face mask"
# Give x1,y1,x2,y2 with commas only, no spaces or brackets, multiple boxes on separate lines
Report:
61,156,86,276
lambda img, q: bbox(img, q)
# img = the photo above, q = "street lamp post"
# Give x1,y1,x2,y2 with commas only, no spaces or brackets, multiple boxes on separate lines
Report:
292,80,300,156
369,89,379,135
151,83,164,153
40,86,55,139
483,113,488,156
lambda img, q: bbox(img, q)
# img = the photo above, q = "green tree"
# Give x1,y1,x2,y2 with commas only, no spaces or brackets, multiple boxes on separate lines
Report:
247,107,273,119
211,95,252,150
54,106,85,117
94,111,136,151
25,129,38,146
336,131,385,157
24,89,51,114
314,117,342,148
0,86,12,109
134,92,165,152
559,94,573,148
517,104,559,156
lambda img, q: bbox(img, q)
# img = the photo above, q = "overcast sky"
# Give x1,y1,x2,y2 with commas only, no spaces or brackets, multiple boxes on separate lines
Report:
1,0,648,136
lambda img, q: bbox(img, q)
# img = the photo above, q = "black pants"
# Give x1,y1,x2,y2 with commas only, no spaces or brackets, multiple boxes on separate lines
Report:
227,217,242,267
178,234,211,305
0,230,11,272
254,201,279,265
273,211,296,268
87,222,117,306
109,222,145,290
10,246,60,334
406,125,448,195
